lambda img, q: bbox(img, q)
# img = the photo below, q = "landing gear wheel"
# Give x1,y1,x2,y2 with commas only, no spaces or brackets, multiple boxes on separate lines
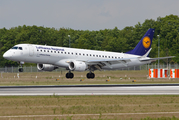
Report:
18,68,23,72
18,62,24,72
86,72,95,79
66,73,69,78
91,73,95,78
66,72,74,79
69,73,74,78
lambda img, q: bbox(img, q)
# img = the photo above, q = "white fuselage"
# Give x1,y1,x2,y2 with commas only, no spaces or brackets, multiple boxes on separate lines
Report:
3,44,151,70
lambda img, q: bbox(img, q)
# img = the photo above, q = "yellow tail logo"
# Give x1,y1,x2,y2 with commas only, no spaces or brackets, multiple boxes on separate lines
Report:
142,37,151,48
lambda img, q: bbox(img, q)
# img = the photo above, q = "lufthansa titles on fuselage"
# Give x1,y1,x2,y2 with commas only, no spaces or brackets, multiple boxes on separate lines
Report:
36,46,65,51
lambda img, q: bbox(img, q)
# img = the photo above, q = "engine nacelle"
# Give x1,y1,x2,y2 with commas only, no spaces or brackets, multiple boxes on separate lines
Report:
69,61,87,72
37,64,57,71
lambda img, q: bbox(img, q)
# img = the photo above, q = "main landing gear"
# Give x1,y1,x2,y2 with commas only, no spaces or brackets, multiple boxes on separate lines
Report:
65,71,95,79
86,72,95,79
66,71,74,79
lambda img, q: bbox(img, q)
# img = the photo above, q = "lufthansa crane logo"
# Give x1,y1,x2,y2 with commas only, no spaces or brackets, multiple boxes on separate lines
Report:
142,36,151,48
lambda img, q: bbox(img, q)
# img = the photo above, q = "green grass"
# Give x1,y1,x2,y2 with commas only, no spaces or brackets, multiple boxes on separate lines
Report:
1,71,179,119
0,70,179,86
0,95,179,119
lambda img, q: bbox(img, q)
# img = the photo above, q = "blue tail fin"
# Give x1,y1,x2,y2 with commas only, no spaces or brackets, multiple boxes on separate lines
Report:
126,28,155,56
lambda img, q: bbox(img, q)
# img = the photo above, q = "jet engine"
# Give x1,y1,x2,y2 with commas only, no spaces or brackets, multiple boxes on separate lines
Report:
69,61,87,72
37,64,58,71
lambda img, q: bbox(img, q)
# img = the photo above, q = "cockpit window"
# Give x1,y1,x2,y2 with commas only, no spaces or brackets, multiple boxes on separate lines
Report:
19,47,23,50
11,46,18,49
11,46,23,50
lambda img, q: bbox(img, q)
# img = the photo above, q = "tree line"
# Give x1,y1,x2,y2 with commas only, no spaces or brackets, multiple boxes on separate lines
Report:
0,14,179,67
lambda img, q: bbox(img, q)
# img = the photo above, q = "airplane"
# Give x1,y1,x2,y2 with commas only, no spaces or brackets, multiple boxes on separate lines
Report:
3,28,174,79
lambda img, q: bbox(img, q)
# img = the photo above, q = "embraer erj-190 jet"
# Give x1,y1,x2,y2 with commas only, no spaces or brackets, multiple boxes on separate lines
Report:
3,28,174,79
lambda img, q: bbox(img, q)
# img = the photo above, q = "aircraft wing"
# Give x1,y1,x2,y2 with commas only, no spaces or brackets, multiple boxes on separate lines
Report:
87,58,133,63
86,58,136,69
139,56,175,62
85,56,175,70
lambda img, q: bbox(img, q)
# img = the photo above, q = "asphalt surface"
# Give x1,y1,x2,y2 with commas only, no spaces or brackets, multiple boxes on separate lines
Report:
0,84,179,96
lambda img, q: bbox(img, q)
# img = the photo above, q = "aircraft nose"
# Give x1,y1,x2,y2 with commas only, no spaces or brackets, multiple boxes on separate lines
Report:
3,51,11,59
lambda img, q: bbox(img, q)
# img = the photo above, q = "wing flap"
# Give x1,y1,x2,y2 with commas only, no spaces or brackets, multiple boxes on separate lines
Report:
86,58,135,69
87,58,133,63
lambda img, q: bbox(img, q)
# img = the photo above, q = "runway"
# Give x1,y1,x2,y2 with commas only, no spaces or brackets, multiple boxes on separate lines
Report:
1,84,179,96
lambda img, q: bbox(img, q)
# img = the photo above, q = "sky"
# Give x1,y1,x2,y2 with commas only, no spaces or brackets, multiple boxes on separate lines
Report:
0,0,179,31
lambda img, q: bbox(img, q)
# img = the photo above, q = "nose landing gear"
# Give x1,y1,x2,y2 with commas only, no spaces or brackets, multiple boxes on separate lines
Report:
18,61,24,72
18,67,23,72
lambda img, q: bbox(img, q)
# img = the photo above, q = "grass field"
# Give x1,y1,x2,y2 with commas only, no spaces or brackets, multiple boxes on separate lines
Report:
1,70,179,120
0,70,179,86
0,95,179,119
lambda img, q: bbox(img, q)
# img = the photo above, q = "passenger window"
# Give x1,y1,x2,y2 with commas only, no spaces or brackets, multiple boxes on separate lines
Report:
72,52,73,55
87,54,88,56
76,53,77,55
108,56,110,58
93,55,95,57
51,51,53,53
65,52,66,54
83,54,85,56
79,53,81,55
99,55,101,57
44,50,46,52
41,50,42,52
90,54,91,56
96,55,98,57
54,51,56,53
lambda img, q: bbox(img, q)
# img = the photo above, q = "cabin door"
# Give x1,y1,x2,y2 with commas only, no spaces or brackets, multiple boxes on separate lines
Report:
29,45,34,56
